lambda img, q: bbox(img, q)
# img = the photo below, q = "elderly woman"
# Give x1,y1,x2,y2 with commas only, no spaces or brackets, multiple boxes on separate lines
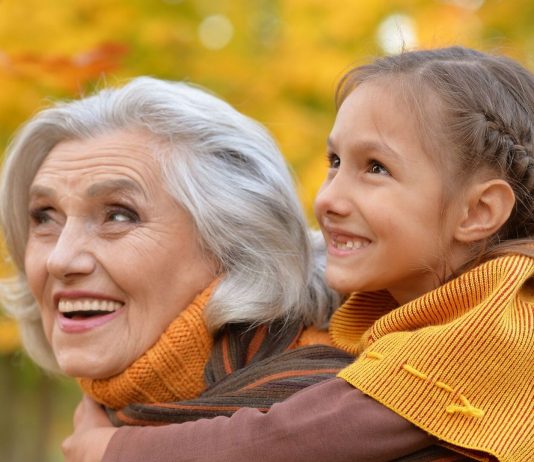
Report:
0,75,346,394
0,78,431,461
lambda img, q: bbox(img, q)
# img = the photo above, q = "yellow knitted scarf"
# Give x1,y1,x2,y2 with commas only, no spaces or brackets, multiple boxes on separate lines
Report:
330,254,534,462
78,283,215,409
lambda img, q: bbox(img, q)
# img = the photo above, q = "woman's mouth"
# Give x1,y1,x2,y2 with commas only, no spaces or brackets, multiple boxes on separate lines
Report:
58,299,123,319
57,298,124,332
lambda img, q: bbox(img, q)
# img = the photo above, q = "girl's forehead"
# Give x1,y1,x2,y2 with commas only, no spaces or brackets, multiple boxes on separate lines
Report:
332,82,422,143
332,80,452,174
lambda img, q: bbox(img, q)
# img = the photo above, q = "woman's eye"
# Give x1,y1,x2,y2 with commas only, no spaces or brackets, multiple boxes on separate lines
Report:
368,160,390,176
29,207,54,225
327,152,340,169
106,206,140,224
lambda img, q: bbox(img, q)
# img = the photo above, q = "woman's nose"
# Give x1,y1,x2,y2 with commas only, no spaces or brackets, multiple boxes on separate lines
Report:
46,219,96,280
314,175,352,219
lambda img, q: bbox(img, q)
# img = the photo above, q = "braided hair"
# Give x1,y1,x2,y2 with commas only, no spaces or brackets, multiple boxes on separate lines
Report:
336,46,534,266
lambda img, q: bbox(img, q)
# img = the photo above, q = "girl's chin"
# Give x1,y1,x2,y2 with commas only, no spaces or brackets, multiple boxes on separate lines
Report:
326,273,360,295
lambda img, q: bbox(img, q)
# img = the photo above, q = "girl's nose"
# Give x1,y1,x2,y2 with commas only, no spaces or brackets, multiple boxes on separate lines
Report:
46,219,96,281
314,175,353,220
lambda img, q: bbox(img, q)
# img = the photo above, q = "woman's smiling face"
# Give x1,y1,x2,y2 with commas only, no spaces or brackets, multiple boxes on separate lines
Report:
25,130,216,379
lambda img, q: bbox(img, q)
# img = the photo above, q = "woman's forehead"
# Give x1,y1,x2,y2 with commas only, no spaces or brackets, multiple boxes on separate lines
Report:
31,131,164,193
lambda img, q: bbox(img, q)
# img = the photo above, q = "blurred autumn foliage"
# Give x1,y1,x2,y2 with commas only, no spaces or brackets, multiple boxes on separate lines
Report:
0,0,533,460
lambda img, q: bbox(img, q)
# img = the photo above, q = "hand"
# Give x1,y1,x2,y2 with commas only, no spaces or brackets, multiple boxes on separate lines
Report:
62,395,118,462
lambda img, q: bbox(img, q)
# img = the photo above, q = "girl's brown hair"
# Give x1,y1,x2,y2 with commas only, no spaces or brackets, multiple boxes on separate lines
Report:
336,46,534,268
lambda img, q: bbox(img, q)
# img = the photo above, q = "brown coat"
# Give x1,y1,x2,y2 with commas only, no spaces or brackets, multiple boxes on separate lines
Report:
102,378,433,462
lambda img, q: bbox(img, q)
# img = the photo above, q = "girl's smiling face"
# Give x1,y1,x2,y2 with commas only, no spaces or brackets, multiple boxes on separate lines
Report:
25,130,217,379
314,81,469,304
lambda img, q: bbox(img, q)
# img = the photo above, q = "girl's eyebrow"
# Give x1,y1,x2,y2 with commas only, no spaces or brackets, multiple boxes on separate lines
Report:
327,136,402,162
326,137,335,149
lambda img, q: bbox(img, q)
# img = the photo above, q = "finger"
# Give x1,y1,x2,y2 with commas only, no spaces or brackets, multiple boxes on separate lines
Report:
62,428,118,462
72,399,86,429
61,435,76,462
75,395,113,430
82,395,103,412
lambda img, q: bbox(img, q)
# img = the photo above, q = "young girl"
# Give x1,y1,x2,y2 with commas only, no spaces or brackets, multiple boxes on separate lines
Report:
64,47,533,462
318,46,534,462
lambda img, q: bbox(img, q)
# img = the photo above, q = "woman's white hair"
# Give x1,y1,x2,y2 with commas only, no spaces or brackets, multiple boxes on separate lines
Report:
0,77,338,373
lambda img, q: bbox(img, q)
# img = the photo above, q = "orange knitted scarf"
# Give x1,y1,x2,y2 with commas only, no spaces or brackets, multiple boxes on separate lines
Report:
78,284,215,409
78,281,332,410
330,254,534,462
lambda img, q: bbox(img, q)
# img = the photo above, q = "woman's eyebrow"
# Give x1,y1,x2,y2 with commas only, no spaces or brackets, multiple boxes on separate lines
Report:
86,178,147,199
28,185,57,199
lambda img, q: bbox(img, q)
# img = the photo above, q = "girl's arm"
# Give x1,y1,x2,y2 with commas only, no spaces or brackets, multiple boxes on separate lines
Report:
62,396,117,462
64,378,434,462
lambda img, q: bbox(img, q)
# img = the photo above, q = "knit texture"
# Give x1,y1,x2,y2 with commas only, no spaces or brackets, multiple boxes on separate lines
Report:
104,318,462,462
108,320,354,425
295,324,332,347
330,254,534,462
78,283,216,409
79,282,334,410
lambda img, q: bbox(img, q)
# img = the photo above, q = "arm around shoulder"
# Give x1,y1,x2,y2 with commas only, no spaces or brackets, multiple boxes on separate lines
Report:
103,378,433,462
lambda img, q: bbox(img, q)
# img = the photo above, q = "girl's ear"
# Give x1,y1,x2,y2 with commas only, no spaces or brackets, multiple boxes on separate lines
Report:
454,179,515,243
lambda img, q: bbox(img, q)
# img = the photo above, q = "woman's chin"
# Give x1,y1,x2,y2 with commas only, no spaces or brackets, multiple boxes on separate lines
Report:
54,351,123,379
50,315,134,379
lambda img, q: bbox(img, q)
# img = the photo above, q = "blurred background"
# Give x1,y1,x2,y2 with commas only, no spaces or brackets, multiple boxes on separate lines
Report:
0,0,532,460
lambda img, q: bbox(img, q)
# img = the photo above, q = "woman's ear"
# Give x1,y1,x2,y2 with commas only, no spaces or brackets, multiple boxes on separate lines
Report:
454,179,515,243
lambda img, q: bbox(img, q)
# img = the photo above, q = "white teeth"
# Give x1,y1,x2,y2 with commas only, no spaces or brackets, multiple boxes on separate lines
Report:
58,299,123,313
332,239,369,250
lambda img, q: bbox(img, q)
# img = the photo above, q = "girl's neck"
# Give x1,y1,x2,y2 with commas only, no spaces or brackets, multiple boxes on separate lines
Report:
388,245,472,305
387,277,442,306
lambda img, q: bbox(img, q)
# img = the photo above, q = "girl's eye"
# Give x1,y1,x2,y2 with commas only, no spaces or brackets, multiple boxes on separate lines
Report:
106,206,140,224
327,152,340,169
367,160,390,176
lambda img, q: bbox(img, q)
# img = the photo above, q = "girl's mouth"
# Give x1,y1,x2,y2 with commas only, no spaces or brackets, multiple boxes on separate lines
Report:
331,238,370,250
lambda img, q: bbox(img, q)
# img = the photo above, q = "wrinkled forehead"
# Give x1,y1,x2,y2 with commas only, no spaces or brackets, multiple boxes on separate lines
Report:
33,130,168,182
29,130,170,199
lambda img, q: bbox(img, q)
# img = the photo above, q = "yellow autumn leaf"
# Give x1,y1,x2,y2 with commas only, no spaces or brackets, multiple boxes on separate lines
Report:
0,317,20,353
